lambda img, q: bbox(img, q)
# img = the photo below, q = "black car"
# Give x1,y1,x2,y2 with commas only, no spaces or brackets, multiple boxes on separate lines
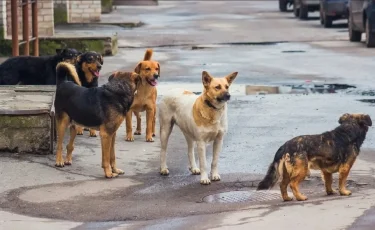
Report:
279,0,294,12
293,0,320,20
319,0,349,28
348,0,375,47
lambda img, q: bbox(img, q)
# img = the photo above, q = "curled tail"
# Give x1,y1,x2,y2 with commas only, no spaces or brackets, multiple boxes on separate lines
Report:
257,145,286,190
143,49,153,61
56,62,81,86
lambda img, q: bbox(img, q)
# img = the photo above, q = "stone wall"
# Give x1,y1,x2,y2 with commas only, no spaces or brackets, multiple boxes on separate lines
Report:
5,0,54,38
0,0,5,39
69,0,101,23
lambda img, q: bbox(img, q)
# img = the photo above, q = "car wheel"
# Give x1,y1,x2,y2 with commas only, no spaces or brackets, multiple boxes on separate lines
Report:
293,1,300,17
323,14,333,28
348,13,361,42
365,17,375,47
279,0,287,12
299,3,308,20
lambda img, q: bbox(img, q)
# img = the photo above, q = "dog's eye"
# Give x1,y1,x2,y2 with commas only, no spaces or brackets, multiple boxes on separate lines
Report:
225,85,229,89
146,67,151,71
215,85,221,90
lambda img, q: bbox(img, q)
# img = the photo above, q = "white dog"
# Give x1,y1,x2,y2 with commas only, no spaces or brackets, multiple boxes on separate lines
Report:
158,71,238,184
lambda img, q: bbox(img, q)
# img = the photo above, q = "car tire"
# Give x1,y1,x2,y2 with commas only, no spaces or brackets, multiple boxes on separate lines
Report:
299,3,308,20
348,13,361,42
279,0,288,12
365,17,375,47
323,14,333,28
293,1,300,17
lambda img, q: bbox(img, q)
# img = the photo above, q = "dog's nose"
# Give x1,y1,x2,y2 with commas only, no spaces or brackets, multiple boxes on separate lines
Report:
223,92,231,101
153,73,159,79
97,64,102,70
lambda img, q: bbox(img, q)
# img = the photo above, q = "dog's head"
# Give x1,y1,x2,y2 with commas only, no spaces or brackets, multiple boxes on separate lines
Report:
56,48,81,64
339,113,372,127
76,51,104,83
108,71,141,92
202,71,238,107
134,49,160,87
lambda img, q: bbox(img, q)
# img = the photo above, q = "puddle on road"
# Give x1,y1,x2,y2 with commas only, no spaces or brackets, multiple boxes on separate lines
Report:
245,82,356,95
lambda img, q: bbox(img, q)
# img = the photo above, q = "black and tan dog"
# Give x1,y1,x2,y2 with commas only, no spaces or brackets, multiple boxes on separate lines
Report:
257,113,372,201
72,51,104,137
54,62,140,178
0,48,80,85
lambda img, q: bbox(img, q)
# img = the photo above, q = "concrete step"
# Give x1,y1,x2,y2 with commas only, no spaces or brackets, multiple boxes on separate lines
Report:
113,0,158,6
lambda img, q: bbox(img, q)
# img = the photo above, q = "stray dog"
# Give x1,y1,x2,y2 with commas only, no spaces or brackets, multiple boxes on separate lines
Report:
0,48,80,85
158,71,238,184
54,62,140,178
125,49,159,142
257,113,372,201
72,51,104,137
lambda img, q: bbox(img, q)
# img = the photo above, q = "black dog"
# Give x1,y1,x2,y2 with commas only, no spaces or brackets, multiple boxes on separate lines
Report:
54,62,140,178
0,48,80,85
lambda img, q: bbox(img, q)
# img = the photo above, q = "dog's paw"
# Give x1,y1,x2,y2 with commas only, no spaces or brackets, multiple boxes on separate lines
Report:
76,130,84,135
283,196,293,202
339,189,352,196
113,168,125,175
211,173,221,181
146,137,154,142
134,130,141,135
55,160,65,167
89,130,97,137
189,167,201,175
326,190,337,196
200,178,211,185
105,173,119,179
296,195,308,201
126,136,134,142
64,160,72,166
160,168,169,175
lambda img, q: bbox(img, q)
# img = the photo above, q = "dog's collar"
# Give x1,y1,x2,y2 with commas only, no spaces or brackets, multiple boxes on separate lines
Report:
204,99,221,110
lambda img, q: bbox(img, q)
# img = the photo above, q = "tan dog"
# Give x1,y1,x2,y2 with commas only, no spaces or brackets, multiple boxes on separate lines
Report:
158,71,238,184
125,49,160,142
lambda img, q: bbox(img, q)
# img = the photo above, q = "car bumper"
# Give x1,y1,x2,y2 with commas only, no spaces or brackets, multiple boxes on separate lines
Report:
323,1,348,17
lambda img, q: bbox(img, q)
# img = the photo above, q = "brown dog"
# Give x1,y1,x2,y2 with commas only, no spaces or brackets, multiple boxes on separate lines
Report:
125,49,160,142
257,113,372,201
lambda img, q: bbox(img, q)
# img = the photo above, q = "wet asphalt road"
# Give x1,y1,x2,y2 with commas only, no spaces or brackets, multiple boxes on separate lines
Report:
2,1,375,229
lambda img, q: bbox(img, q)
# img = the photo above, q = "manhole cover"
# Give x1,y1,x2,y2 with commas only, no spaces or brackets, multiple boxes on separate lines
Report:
202,190,280,204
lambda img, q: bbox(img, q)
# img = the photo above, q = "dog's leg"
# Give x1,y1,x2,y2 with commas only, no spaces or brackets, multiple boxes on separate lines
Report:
65,125,77,165
321,171,336,195
125,111,134,142
55,114,70,167
100,130,117,178
134,111,142,135
184,134,199,175
89,128,97,137
338,158,356,196
280,163,293,201
197,141,210,185
211,135,224,181
159,118,174,176
76,125,84,135
289,154,308,201
110,132,124,175
145,107,155,142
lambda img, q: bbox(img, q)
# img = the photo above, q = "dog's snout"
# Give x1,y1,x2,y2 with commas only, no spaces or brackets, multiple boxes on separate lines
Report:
153,73,159,79
97,63,102,70
224,92,231,101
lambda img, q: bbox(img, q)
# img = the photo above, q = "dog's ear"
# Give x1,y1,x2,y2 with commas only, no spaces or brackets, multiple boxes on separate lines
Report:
361,114,372,126
339,113,351,124
134,62,142,74
157,62,160,77
56,49,62,54
202,71,212,88
225,72,238,86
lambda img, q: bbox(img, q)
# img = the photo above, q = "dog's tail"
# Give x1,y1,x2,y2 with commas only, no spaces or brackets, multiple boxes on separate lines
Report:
56,62,82,86
257,145,286,190
144,49,153,61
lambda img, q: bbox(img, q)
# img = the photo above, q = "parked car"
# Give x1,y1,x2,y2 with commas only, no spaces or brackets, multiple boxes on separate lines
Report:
293,0,320,20
279,0,294,12
348,0,375,47
319,0,349,28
